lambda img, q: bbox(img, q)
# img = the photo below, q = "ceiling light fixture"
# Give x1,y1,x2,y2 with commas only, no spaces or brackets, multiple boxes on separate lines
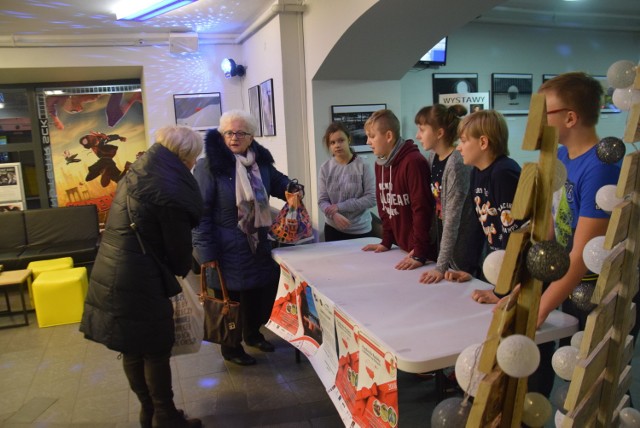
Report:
221,58,246,78
115,0,199,22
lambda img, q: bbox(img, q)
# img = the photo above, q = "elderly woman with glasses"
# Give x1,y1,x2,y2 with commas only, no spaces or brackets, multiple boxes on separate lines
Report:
192,110,292,366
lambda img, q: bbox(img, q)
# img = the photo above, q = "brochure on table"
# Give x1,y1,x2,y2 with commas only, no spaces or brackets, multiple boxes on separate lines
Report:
267,262,399,428
0,162,26,211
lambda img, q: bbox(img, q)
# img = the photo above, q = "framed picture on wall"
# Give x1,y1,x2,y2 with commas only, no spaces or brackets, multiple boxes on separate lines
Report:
331,103,386,153
248,85,262,137
491,73,533,115
173,92,222,131
432,73,478,104
260,79,276,136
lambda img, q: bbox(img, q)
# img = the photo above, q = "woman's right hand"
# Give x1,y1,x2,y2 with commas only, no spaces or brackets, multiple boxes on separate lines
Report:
420,270,444,284
362,243,389,253
333,213,351,230
443,270,472,282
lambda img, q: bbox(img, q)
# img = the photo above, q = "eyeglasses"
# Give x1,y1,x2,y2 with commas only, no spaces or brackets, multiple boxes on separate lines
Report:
546,108,572,115
222,131,251,139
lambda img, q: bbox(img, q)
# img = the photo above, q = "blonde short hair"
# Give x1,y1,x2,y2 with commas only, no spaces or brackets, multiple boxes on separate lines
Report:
218,110,259,136
155,125,203,163
458,110,510,157
364,109,400,140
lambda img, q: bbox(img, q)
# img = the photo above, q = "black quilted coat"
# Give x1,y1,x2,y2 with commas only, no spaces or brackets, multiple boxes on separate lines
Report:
80,143,203,354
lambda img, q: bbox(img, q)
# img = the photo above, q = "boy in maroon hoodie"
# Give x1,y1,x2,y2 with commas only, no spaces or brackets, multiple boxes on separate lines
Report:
361,109,434,270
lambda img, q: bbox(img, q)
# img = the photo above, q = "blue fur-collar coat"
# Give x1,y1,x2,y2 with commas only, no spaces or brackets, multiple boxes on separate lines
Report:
192,129,290,291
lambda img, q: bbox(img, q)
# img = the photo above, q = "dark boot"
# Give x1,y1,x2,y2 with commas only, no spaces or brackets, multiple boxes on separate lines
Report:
145,351,202,428
122,353,154,428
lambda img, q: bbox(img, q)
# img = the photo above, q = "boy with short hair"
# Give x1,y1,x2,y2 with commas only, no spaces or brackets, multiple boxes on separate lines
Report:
538,72,621,328
361,109,434,270
445,110,524,303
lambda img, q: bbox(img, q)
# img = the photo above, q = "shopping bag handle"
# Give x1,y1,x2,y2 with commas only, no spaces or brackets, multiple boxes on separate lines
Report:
200,261,232,303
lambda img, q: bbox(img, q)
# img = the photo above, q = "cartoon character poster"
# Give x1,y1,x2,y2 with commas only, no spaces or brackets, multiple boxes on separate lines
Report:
39,90,146,225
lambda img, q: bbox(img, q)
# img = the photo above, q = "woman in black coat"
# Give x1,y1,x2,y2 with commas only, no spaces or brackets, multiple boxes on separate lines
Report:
80,126,203,428
192,110,291,366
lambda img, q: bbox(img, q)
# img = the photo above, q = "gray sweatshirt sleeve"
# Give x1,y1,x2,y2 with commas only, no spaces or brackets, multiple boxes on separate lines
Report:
436,153,472,273
336,159,376,214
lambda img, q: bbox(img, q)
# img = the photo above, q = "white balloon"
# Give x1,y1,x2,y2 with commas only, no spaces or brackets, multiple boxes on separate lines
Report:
595,184,623,212
570,331,584,350
455,343,484,396
552,345,580,380
554,409,566,428
607,60,638,89
612,87,640,111
620,407,640,428
552,161,567,192
496,334,540,378
583,236,612,274
483,250,505,286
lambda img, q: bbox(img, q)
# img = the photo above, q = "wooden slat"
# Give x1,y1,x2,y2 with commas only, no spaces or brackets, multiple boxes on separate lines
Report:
623,102,640,143
562,373,604,428
581,286,618,356
604,200,631,249
496,226,530,295
621,335,634,368
615,365,632,406
477,293,517,373
592,245,626,303
616,151,639,198
611,395,632,428
510,163,537,220
522,93,547,150
565,334,612,410
466,369,508,427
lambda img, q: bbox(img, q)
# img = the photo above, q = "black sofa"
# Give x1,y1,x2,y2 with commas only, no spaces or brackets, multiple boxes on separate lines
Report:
0,205,100,271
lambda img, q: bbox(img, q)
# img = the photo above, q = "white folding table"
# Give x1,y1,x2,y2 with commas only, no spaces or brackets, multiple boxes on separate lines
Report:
271,237,578,373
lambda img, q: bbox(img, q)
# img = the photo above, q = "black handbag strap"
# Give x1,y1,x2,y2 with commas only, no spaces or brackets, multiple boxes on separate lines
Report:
200,261,232,303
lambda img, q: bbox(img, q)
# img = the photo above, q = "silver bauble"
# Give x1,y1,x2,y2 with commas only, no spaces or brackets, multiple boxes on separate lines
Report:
526,241,570,283
431,397,471,428
570,281,597,312
596,137,626,164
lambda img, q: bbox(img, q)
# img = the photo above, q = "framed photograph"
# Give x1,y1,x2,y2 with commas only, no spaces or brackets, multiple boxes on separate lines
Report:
593,75,621,113
542,74,557,83
0,162,26,209
331,103,386,153
248,85,262,137
260,79,276,136
432,73,479,104
173,92,222,131
491,73,533,115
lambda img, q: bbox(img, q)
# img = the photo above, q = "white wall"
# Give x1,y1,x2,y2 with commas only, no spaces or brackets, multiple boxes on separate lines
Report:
399,23,640,165
0,44,244,146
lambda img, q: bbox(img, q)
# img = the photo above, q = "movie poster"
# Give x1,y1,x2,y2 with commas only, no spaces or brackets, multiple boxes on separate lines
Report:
39,89,146,225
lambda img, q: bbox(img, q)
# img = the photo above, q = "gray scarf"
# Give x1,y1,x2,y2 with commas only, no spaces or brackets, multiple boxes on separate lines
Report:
376,137,405,167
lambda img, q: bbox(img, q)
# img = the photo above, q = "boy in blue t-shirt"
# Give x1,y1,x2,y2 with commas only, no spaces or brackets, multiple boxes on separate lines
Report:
538,72,621,329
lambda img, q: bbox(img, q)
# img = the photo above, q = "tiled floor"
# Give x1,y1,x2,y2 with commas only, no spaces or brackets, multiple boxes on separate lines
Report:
0,271,638,427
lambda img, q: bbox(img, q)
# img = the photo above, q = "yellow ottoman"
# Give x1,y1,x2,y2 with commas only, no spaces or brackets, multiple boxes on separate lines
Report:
27,257,74,307
32,267,88,328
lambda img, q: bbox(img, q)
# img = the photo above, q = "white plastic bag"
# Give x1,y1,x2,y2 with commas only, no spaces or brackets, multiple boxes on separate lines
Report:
171,276,205,356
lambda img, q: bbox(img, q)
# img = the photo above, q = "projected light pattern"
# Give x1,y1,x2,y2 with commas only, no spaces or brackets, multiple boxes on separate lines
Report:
0,0,272,37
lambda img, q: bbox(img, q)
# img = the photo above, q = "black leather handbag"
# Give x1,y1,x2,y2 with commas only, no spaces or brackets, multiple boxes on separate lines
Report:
200,261,242,347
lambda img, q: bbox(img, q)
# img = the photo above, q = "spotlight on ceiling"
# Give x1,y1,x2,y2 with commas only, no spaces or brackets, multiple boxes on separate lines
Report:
221,58,246,78
115,0,199,22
